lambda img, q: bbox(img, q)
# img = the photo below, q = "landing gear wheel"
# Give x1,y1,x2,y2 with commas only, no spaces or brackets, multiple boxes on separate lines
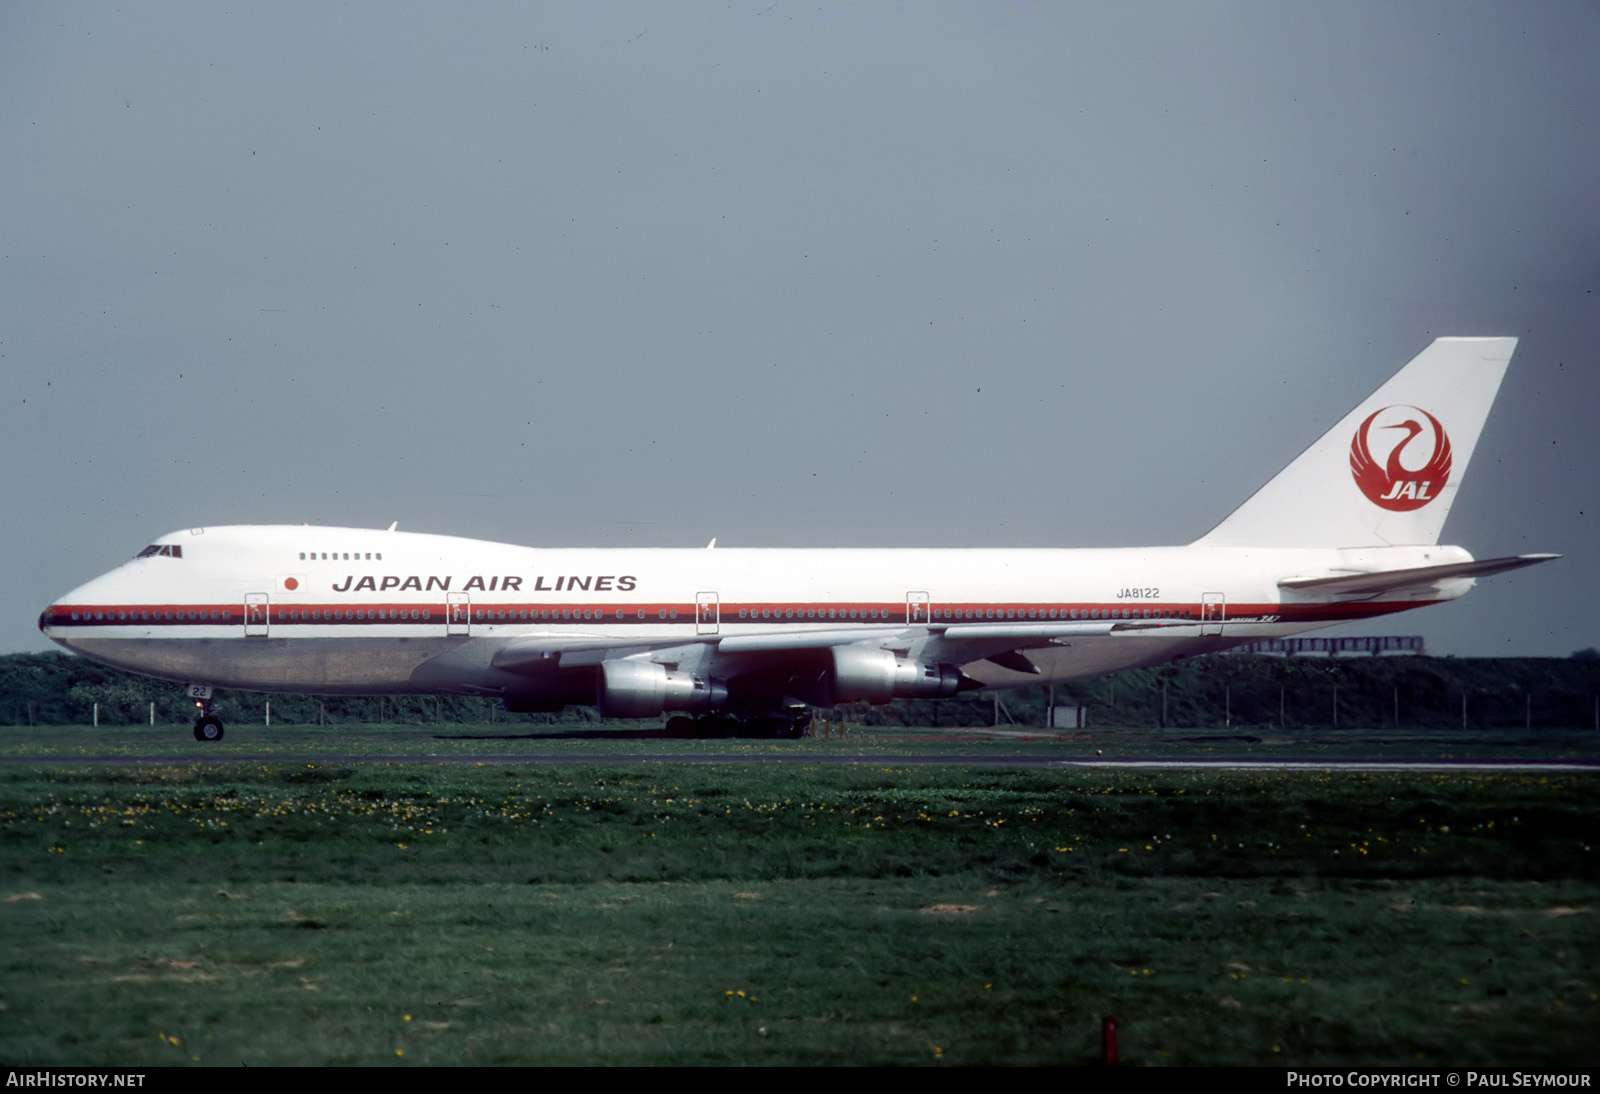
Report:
665,715,695,738
193,716,224,742
744,715,788,738
788,709,812,739
696,715,738,739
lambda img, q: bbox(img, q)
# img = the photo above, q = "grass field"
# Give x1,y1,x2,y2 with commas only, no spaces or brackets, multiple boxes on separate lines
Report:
1,723,1596,1066
3,716,1597,762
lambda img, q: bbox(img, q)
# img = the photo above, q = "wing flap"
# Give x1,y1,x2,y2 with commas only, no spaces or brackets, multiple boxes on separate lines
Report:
935,621,1113,641
716,627,912,653
934,619,1197,642
491,634,704,673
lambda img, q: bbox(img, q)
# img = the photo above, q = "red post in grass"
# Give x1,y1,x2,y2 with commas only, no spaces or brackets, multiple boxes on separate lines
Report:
1102,1016,1118,1066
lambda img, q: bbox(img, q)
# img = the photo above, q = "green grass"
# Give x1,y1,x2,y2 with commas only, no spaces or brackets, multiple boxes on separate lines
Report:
1,737,1596,1066
1,717,1596,763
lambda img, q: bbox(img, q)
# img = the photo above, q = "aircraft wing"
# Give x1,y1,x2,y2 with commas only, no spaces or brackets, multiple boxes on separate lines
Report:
489,617,1183,677
1278,553,1559,601
718,619,1181,651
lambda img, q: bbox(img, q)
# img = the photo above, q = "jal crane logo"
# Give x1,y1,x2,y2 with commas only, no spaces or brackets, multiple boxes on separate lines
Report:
1349,405,1453,511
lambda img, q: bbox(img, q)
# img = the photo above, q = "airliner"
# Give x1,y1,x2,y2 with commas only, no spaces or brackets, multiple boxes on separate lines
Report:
40,337,1556,740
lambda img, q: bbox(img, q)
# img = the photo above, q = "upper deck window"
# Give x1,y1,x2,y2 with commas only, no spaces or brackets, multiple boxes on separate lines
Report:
135,544,183,559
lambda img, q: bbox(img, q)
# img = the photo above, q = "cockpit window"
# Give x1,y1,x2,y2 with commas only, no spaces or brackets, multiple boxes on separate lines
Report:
134,544,183,559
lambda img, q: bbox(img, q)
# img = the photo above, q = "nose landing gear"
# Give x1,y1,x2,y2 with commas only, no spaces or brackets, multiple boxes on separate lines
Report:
187,683,225,742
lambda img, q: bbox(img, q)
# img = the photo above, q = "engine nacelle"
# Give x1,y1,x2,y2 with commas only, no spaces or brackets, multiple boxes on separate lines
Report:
597,660,729,719
830,646,966,704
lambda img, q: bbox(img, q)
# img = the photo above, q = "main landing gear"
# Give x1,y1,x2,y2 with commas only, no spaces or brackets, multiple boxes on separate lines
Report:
187,684,225,742
664,708,811,740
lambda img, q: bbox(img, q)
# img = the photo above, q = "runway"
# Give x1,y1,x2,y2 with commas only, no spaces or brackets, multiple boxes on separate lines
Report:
1,751,1595,773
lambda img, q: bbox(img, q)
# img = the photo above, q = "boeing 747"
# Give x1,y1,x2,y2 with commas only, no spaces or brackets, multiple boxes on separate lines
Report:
40,337,1557,740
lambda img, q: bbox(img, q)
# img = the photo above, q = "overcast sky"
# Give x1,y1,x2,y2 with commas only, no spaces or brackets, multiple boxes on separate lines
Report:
4,2,1596,658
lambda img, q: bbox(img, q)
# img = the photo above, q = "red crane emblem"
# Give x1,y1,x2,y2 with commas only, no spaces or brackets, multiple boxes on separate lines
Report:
1350,405,1452,511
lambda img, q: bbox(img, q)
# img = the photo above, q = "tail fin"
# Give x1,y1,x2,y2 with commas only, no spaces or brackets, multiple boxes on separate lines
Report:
1193,337,1517,548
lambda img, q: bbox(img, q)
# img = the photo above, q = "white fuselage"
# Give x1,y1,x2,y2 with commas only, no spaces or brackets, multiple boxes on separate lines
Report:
41,525,1472,704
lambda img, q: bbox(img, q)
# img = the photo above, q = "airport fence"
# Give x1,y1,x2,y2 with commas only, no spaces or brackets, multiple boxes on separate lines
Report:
2,651,1598,730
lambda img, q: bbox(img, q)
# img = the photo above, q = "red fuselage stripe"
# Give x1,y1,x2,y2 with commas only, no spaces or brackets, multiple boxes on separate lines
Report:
42,599,1436,627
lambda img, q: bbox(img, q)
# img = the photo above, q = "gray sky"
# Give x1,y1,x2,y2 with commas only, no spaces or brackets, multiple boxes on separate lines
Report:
4,2,1596,658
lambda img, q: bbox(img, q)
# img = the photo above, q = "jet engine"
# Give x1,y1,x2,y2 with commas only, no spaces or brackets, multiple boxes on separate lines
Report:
597,660,729,719
829,646,968,704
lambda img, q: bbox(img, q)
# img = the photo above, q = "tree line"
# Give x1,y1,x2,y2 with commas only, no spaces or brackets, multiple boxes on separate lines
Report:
3,649,1597,730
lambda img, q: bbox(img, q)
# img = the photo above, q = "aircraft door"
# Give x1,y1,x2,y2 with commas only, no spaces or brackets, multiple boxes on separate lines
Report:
695,592,719,635
446,592,470,636
1200,593,1225,636
907,591,930,625
245,593,269,637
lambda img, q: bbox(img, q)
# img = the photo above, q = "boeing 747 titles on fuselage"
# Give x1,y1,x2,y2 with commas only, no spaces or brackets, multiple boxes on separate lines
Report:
41,338,1558,740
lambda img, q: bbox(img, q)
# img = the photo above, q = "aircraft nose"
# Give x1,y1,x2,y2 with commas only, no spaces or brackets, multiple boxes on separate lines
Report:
39,582,93,647
38,602,74,653
39,601,74,644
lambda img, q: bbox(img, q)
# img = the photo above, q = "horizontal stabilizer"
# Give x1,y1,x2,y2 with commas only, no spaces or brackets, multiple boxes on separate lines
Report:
1279,554,1559,600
